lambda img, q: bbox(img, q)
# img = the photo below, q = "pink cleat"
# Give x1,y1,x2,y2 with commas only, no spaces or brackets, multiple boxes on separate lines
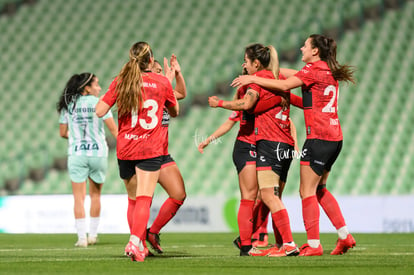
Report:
331,234,356,255
298,243,323,256
268,244,299,257
125,241,145,262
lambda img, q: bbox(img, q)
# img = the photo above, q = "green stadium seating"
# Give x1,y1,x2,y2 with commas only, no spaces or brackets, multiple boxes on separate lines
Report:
1,0,413,197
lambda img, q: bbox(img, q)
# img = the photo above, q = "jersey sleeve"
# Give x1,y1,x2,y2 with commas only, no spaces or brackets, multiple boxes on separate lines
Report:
228,111,240,122
294,65,316,87
251,95,282,114
102,79,118,107
102,109,113,120
163,80,177,108
290,94,303,109
59,109,68,124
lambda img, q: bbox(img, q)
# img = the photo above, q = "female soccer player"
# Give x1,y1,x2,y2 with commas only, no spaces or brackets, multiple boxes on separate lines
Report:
231,34,356,256
95,41,179,262
145,57,187,254
208,43,302,257
57,73,118,247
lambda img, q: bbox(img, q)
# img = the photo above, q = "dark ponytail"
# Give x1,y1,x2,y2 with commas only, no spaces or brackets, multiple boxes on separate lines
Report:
56,73,94,114
309,34,356,84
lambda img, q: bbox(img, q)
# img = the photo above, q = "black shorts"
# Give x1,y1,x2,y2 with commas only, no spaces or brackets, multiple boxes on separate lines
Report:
118,156,162,179
161,154,176,168
256,140,294,182
300,139,342,176
232,140,256,174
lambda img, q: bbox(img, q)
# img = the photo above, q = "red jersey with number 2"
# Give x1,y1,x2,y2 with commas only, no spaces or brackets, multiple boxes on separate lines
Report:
102,73,177,160
249,70,294,145
294,60,342,141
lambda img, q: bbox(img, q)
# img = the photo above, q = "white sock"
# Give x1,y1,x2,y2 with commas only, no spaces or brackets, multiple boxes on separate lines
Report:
337,226,349,240
284,241,296,247
75,218,87,240
129,235,144,250
308,239,320,248
89,217,100,238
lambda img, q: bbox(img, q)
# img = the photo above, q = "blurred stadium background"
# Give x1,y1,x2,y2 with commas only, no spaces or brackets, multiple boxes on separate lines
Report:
0,0,413,232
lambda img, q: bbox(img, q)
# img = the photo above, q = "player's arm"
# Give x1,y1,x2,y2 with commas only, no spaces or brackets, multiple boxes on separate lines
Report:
198,119,236,154
280,68,299,78
231,75,303,92
96,96,112,118
170,55,187,100
289,118,299,152
208,89,259,111
59,124,68,139
104,117,118,138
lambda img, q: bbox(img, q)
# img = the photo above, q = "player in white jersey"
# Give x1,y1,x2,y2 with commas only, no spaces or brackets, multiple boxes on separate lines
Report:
57,73,118,247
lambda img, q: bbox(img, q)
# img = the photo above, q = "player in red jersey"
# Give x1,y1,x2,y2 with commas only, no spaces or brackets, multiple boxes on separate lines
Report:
209,43,302,257
198,81,259,256
145,57,187,254
231,34,356,256
95,41,179,262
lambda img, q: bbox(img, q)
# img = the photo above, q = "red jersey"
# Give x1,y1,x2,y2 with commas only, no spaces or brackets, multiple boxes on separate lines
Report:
295,60,342,141
228,110,255,145
248,70,294,145
102,73,177,160
228,87,256,145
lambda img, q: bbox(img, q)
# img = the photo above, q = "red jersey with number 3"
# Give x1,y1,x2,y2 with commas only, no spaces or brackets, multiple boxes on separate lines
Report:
248,70,294,146
102,73,177,160
294,61,342,141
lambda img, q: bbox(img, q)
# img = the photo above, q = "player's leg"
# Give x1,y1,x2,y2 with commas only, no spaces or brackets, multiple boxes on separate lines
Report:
237,163,258,255
87,157,106,245
126,158,161,262
258,170,298,257
88,177,103,245
148,162,186,253
68,155,88,247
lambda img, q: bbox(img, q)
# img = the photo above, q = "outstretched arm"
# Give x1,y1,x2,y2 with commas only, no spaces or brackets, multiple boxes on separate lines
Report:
198,119,236,153
231,75,303,92
208,89,259,111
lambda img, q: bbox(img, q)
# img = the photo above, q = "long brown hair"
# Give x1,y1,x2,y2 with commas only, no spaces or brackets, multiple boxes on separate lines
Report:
115,41,153,117
309,34,356,84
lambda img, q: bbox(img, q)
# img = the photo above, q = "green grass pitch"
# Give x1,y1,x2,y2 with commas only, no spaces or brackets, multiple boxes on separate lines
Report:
1,233,413,274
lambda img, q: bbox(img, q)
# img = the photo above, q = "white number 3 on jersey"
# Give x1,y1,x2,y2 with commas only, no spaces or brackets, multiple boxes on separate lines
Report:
131,99,159,129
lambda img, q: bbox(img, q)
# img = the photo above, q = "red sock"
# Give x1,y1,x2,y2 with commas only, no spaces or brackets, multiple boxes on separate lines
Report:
131,196,152,241
317,187,346,229
252,200,270,234
150,198,184,234
271,209,293,244
127,198,136,234
302,195,320,240
271,217,283,246
238,199,255,246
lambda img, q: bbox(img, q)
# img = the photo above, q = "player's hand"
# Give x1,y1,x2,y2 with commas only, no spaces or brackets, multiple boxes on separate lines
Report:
208,96,220,108
231,75,254,88
170,54,181,75
164,57,175,83
198,140,209,154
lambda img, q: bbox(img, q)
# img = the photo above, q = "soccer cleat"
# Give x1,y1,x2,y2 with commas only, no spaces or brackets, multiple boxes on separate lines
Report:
87,236,98,245
298,243,323,256
268,244,299,257
331,234,356,255
252,233,269,248
233,236,242,250
74,239,88,248
125,241,145,262
240,246,270,257
146,229,163,254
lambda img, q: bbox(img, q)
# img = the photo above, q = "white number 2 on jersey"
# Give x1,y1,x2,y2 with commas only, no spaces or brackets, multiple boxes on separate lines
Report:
131,99,159,129
322,85,337,113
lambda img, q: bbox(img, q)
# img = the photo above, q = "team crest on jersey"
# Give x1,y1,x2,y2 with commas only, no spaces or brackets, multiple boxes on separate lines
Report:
249,150,257,158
